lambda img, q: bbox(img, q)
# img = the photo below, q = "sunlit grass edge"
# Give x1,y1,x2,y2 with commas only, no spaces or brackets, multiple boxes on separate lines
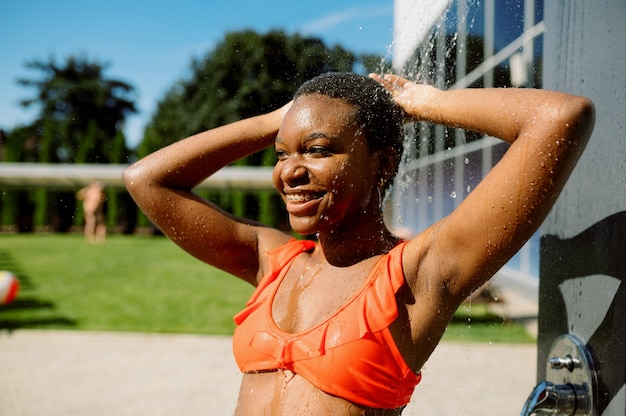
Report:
0,234,534,343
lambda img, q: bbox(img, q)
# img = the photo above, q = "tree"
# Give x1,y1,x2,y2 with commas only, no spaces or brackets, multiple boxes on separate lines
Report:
17,55,137,164
359,53,394,75
3,55,138,232
138,30,356,158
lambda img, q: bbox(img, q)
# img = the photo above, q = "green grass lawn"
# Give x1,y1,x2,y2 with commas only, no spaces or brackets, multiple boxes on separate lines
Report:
0,234,253,334
0,234,533,343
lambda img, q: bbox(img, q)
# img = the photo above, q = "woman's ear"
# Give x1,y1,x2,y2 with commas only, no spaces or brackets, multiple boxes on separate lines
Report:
376,148,399,184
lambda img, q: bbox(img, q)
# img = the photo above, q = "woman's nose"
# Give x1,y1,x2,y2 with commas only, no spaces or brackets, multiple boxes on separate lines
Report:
280,156,308,186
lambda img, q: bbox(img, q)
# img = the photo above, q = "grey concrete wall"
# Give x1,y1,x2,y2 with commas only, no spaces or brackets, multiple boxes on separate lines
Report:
539,1,626,415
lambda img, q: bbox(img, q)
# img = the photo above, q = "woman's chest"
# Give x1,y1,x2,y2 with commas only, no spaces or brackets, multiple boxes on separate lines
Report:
270,256,379,333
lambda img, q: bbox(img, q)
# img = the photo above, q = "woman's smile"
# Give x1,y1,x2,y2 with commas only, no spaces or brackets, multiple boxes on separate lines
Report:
284,191,325,204
284,190,327,216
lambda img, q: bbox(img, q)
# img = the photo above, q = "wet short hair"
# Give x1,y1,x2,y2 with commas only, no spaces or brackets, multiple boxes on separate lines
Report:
294,72,405,184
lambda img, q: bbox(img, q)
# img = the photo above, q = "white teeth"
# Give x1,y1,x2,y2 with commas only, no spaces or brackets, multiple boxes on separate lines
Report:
286,193,320,203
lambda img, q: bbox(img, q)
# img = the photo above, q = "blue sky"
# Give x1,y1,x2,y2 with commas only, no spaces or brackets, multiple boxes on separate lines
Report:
0,0,395,148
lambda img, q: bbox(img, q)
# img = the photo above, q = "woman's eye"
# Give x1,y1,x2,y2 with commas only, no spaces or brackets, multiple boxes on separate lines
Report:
275,150,289,161
308,146,331,157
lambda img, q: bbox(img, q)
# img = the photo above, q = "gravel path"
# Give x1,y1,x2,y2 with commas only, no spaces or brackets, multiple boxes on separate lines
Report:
0,330,536,415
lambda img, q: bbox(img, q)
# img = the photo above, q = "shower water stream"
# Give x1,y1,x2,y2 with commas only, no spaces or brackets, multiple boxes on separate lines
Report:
385,1,620,415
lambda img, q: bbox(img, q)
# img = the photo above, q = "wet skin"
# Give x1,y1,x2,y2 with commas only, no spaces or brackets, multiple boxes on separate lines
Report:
235,369,405,416
235,95,411,415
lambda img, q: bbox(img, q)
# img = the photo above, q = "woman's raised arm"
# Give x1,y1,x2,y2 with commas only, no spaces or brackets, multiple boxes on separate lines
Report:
372,74,595,306
123,104,292,285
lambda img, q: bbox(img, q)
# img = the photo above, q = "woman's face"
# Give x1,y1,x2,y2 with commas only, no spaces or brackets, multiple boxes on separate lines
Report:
273,94,382,236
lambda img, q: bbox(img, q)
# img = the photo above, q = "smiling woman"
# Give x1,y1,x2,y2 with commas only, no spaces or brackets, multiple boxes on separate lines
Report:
123,72,594,415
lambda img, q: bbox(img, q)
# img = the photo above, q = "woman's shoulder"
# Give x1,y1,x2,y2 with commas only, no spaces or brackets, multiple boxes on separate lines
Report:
270,238,316,256
255,231,315,284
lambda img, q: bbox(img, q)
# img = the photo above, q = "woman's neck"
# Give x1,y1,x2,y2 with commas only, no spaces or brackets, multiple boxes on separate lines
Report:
315,217,400,267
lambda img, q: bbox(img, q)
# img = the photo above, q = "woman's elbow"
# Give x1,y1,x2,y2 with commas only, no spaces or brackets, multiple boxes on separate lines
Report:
579,96,595,143
122,162,148,195
564,95,596,148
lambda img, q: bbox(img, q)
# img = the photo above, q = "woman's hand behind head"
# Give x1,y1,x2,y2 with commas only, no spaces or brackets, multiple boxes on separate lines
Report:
369,73,439,122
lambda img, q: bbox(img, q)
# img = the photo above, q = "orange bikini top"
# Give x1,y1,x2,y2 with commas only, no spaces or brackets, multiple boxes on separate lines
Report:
232,239,421,409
